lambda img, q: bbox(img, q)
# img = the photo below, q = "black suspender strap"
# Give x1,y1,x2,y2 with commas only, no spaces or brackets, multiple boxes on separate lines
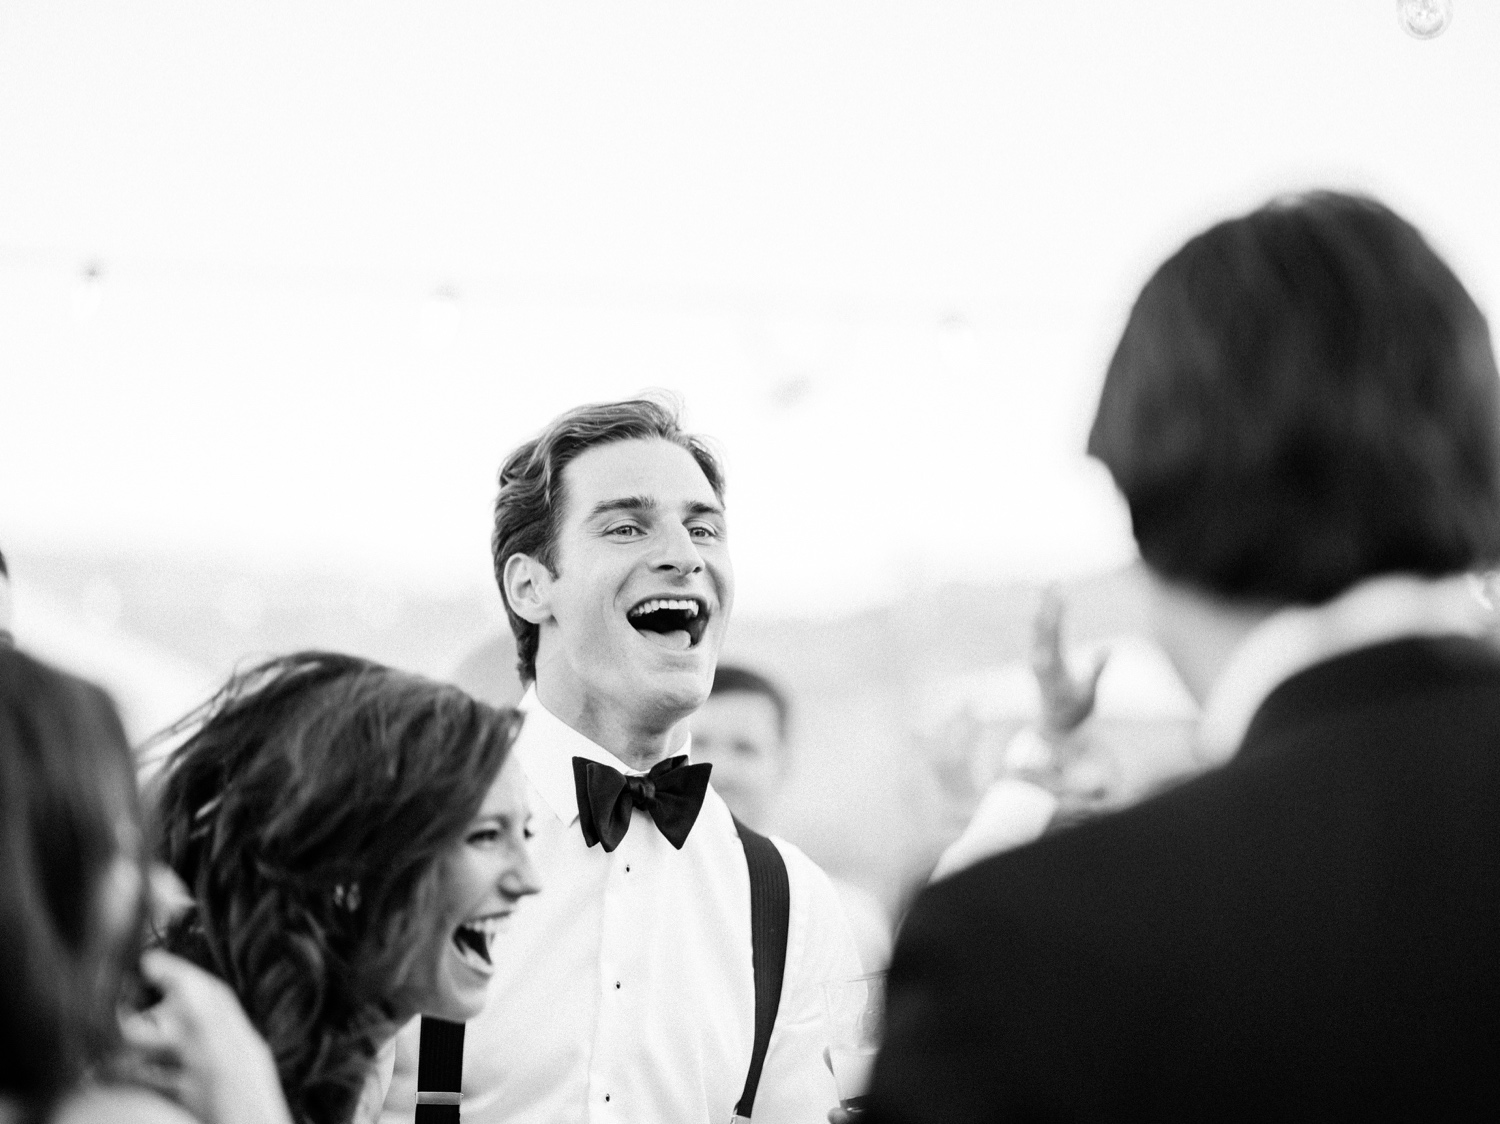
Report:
731,816,792,1122
414,1017,465,1123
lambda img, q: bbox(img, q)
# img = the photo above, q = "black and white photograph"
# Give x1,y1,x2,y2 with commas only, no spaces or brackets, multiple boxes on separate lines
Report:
2,3,1498,1122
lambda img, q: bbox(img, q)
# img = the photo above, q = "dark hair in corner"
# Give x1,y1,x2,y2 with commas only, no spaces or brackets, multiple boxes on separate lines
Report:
0,547,9,577
149,652,520,1124
1,649,140,1118
490,395,726,683
710,664,791,741
1088,191,1500,604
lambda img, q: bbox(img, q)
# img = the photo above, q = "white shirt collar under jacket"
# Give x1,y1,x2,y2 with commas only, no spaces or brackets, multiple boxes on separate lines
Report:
1198,572,1488,762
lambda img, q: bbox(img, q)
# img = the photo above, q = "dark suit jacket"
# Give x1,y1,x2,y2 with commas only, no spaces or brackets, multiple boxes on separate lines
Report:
867,637,1500,1122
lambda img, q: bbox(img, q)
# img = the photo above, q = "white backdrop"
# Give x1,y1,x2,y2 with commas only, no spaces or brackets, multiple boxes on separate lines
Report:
3,0,1498,616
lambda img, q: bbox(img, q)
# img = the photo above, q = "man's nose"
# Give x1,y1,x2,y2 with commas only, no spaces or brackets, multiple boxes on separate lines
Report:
651,522,704,575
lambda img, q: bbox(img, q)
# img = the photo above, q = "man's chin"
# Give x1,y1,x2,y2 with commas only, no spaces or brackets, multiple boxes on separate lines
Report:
629,657,714,717
646,671,712,712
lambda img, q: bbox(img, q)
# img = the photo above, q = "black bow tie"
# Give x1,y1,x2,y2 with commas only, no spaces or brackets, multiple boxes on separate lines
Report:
572,755,713,852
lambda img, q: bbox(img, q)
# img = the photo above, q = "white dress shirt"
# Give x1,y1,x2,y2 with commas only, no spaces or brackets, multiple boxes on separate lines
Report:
380,687,862,1124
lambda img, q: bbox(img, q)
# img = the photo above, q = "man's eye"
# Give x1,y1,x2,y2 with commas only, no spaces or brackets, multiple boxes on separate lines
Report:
610,524,644,538
689,524,720,539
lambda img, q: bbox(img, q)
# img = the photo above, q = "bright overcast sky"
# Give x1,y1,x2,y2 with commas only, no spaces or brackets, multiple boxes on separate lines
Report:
2,1,1497,615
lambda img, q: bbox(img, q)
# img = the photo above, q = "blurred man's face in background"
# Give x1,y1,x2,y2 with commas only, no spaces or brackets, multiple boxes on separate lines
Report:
691,689,786,830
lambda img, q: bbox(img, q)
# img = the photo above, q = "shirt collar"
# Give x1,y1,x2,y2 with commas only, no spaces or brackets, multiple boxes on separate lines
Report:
513,686,695,826
1197,572,1487,762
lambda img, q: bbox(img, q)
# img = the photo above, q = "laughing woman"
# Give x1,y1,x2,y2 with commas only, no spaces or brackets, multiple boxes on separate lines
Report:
148,652,540,1124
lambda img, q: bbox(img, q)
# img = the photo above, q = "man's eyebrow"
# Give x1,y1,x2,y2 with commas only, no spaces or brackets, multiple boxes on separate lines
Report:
588,496,658,519
586,496,724,520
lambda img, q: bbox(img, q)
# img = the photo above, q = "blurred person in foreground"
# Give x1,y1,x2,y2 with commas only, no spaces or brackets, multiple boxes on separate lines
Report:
865,192,1500,1122
382,397,861,1123
149,652,539,1124
693,663,893,969
0,646,290,1124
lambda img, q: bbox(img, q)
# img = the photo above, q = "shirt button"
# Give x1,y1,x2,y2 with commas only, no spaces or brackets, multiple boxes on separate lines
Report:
605,1094,611,1103
614,981,621,990
625,864,631,873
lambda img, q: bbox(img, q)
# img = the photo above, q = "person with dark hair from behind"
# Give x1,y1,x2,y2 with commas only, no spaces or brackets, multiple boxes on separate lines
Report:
864,193,1500,1122
0,646,291,1124
693,664,893,969
149,652,540,1124
381,396,861,1124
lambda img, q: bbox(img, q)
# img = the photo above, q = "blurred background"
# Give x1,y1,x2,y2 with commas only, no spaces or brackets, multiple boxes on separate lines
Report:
3,0,1497,919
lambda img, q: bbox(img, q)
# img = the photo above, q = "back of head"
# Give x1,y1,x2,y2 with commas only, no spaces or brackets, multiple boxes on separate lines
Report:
0,649,136,1112
151,651,520,1124
490,394,726,684
1089,191,1500,604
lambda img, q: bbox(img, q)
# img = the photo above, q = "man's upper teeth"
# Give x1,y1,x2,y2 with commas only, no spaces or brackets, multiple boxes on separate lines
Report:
630,599,699,618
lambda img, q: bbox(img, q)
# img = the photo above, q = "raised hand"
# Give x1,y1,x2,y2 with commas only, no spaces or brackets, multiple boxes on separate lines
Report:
1030,584,1107,736
119,950,293,1124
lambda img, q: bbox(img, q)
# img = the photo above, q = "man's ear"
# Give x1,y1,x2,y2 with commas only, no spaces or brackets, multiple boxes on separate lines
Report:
502,553,553,626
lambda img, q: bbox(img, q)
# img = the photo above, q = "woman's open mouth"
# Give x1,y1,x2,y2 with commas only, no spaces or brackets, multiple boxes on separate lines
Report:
626,597,710,651
451,914,507,972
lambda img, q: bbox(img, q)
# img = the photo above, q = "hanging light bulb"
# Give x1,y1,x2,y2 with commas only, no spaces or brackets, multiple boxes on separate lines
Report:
420,284,462,347
71,260,105,322
1397,0,1453,39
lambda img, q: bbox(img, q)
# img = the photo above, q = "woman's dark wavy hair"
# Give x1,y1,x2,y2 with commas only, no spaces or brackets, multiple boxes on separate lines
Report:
149,651,521,1124
1,649,140,1120
1089,191,1500,603
490,393,726,684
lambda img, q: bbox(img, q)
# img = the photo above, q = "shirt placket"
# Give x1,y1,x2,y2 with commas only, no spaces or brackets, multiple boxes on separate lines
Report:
587,807,653,1121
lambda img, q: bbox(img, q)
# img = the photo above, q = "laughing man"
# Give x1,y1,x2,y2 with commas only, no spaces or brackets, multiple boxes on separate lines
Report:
380,397,862,1123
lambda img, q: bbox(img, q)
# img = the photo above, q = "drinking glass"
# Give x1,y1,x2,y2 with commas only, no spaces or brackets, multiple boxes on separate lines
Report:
822,970,886,1114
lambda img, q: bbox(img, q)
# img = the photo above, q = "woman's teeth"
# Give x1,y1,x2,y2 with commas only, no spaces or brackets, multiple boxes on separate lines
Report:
453,917,506,968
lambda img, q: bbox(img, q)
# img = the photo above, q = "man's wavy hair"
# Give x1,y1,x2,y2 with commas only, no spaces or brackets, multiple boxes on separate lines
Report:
1,649,140,1119
1089,191,1500,603
149,652,521,1124
491,395,726,684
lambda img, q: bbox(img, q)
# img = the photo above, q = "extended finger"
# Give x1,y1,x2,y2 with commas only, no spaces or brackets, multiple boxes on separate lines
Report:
1030,586,1067,678
113,1050,187,1101
146,863,194,931
119,1012,187,1066
140,949,235,1018
138,948,189,994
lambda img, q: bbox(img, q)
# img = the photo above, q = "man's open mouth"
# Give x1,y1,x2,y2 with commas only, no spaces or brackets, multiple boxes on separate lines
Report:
452,914,506,972
627,597,709,651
